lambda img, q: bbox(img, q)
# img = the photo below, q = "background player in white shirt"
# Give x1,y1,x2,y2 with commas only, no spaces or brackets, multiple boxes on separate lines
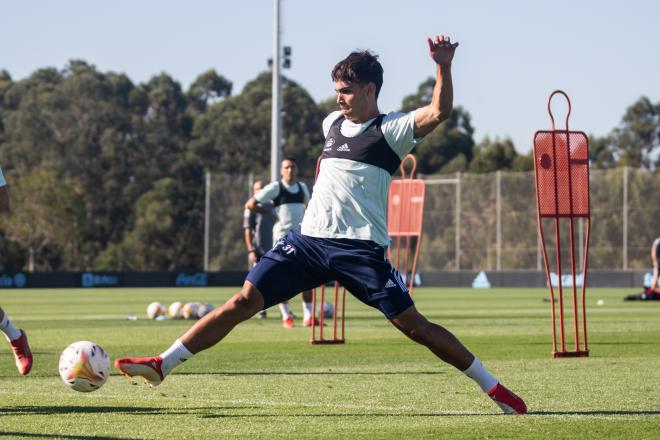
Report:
245,158,312,327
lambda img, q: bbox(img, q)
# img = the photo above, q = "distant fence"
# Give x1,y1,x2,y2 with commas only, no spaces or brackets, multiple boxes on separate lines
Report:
0,270,651,289
205,167,660,272
0,271,246,289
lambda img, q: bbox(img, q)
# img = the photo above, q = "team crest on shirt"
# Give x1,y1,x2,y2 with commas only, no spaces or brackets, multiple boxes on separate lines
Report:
325,138,335,147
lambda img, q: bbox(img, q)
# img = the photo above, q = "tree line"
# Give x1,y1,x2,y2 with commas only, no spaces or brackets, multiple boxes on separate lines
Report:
0,60,657,271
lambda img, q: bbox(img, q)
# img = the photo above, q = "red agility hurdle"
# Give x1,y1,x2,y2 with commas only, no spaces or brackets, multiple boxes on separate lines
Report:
311,155,346,344
387,154,425,295
310,281,346,345
533,90,590,358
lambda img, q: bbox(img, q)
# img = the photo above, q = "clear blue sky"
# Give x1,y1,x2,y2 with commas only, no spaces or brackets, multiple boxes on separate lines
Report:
2,0,659,153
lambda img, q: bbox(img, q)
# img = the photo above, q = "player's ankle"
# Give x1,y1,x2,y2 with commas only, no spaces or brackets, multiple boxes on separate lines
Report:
159,340,193,376
462,357,498,393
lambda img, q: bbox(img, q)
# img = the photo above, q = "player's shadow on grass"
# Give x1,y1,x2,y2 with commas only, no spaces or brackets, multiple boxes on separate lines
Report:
0,405,257,417
199,412,510,418
532,410,660,416
200,409,660,419
0,432,138,440
174,370,445,377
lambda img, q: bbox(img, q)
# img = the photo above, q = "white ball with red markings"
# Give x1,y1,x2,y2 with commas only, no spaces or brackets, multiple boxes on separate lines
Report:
168,301,183,319
58,341,110,392
146,302,166,319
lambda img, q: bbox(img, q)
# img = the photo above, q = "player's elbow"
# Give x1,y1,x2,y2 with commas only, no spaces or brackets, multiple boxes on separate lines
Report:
421,104,452,129
415,112,450,138
434,104,452,124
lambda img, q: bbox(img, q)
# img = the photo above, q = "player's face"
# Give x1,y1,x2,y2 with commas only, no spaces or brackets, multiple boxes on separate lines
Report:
252,181,263,195
335,80,375,122
280,160,297,183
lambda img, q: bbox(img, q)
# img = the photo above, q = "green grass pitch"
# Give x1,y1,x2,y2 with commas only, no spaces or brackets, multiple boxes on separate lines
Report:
1,287,659,439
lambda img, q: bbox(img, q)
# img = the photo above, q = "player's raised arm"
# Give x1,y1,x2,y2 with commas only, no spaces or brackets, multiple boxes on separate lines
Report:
413,35,459,138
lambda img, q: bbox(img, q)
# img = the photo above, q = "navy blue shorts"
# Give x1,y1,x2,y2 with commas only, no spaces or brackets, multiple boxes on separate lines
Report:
246,229,413,319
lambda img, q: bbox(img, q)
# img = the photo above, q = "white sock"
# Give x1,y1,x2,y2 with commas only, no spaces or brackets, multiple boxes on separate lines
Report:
303,302,313,320
462,357,498,393
278,303,292,320
0,313,22,341
159,339,193,376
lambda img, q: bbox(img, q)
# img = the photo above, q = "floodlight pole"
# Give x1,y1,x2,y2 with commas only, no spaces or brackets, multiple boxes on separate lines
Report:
496,170,502,271
203,171,211,271
622,166,628,270
455,172,461,270
271,0,282,182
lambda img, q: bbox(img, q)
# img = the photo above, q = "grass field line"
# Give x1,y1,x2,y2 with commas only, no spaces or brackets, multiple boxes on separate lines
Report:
0,387,476,414
0,389,423,413
3,389,657,421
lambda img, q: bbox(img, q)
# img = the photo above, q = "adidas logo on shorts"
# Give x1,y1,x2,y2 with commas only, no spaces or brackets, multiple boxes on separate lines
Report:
336,143,350,152
385,279,397,289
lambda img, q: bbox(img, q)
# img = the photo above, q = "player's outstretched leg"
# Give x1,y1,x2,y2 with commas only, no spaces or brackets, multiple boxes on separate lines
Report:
390,306,527,415
0,308,32,375
115,281,264,386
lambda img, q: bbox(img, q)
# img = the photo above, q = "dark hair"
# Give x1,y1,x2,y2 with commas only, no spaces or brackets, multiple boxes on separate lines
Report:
281,157,297,165
331,50,383,98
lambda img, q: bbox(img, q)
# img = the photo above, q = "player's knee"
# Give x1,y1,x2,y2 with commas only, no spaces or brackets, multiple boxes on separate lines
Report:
407,323,431,343
228,284,263,316
398,318,433,345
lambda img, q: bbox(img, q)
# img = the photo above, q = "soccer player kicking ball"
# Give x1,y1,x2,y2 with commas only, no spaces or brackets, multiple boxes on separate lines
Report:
0,166,33,375
116,35,527,415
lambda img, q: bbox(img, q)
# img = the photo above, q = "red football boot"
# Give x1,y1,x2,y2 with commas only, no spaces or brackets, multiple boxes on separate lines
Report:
115,356,165,386
488,383,527,415
9,329,32,375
